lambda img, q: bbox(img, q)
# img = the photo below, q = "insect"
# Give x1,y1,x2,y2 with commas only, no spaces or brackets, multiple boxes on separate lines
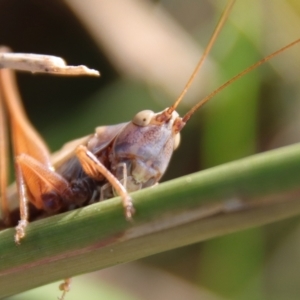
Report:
1,0,300,299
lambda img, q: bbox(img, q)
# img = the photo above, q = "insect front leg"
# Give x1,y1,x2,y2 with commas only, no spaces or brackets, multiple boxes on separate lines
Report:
75,145,135,220
99,163,130,201
119,162,128,191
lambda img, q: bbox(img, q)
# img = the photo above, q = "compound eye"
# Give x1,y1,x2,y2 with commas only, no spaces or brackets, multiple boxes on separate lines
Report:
173,133,181,150
132,110,154,127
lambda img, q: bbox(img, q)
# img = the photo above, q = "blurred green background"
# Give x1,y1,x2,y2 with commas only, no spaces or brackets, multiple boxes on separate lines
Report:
1,0,300,299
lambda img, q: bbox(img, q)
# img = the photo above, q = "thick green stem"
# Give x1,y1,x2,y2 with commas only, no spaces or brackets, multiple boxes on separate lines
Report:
1,142,300,297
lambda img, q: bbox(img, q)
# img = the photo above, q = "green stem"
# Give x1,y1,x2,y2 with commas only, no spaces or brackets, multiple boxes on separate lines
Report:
1,142,300,297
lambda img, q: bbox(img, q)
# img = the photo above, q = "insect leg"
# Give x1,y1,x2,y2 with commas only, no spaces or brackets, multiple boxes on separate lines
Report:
76,145,135,220
114,162,144,193
58,278,72,300
14,154,70,243
99,162,129,202
121,162,127,190
0,67,70,242
0,76,10,226
99,163,131,204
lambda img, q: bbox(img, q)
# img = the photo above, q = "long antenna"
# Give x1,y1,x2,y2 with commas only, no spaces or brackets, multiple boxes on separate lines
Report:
167,0,236,115
182,38,300,123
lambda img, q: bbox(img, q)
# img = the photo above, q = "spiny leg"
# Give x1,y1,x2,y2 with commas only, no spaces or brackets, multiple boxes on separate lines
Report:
76,145,135,220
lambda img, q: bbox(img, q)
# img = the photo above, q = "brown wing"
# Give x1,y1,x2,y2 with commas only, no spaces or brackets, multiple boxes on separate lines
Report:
88,123,128,154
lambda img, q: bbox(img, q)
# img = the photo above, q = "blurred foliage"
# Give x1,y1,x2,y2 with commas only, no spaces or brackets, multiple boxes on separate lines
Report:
1,0,300,299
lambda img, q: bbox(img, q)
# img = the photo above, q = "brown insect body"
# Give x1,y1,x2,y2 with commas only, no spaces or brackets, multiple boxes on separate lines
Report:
43,155,99,212
44,109,180,213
